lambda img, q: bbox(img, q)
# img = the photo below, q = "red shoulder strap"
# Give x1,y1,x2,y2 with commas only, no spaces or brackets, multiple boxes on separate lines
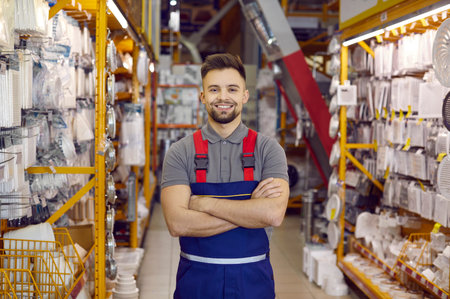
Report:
242,129,257,181
193,130,208,183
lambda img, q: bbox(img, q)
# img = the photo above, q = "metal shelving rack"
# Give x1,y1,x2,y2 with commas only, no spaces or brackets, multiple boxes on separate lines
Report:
0,0,156,297
337,1,450,298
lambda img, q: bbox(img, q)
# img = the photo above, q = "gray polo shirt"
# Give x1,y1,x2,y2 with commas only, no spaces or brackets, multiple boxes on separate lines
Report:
161,122,288,188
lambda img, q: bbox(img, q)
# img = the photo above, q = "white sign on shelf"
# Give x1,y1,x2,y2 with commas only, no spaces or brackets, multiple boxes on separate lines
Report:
337,84,357,106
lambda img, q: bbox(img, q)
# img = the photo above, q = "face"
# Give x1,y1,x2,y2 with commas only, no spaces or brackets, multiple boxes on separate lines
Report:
200,68,249,124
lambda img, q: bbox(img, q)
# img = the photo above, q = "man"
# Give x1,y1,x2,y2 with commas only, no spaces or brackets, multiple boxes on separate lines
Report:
161,53,289,299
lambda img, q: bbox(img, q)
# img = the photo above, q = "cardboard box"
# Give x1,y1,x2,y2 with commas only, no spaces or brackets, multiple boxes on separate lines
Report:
67,224,94,253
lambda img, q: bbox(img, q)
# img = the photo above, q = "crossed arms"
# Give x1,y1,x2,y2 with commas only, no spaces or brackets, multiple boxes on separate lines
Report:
161,178,289,238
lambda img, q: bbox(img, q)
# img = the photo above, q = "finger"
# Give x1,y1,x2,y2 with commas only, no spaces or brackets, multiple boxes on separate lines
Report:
255,179,278,194
261,189,282,198
254,178,274,193
258,183,281,195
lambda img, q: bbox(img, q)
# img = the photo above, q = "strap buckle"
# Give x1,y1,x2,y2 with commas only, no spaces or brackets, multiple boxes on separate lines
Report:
242,153,255,169
195,154,208,170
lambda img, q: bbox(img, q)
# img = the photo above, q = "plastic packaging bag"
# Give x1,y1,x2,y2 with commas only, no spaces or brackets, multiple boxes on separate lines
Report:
120,104,145,166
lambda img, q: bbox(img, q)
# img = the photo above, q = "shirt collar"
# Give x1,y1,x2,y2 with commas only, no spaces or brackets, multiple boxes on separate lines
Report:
201,122,249,144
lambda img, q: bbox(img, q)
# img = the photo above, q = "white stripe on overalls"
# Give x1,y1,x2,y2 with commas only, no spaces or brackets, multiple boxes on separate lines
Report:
181,251,267,265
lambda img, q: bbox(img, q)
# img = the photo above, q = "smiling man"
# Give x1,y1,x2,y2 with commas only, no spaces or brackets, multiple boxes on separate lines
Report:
160,53,289,299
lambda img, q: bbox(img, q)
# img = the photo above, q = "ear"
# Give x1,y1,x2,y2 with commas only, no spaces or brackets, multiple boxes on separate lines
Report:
243,89,249,104
200,91,206,104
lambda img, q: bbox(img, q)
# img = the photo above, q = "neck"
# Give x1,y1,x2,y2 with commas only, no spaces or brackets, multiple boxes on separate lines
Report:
208,117,241,139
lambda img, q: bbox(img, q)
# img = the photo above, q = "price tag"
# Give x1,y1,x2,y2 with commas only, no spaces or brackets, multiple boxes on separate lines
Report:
402,138,411,151
399,110,404,121
384,167,390,179
330,208,336,220
375,109,380,120
432,223,442,234
383,107,388,119
406,105,412,118
390,109,395,121
437,153,447,162
418,118,424,125
400,25,406,34
373,139,378,152
376,35,382,43
417,180,425,191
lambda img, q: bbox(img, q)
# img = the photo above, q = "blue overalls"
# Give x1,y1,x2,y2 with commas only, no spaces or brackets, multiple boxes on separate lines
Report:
174,129,275,299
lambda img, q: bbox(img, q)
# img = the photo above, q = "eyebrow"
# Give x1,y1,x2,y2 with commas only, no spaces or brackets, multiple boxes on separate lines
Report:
207,84,241,89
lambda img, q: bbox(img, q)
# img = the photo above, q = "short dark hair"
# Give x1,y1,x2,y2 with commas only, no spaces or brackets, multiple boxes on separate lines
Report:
201,53,246,81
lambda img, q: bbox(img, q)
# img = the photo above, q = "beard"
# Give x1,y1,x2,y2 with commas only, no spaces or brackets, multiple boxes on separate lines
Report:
208,101,240,124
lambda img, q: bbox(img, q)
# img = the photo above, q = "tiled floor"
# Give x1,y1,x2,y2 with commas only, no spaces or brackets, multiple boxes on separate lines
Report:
137,203,355,299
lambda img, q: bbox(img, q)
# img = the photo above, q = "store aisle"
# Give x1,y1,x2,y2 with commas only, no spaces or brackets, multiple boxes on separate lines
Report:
137,203,353,299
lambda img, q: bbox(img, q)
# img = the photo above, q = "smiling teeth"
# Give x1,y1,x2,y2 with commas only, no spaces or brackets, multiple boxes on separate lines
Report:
218,105,231,108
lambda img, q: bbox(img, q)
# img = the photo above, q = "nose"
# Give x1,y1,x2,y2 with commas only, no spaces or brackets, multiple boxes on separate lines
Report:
218,89,228,100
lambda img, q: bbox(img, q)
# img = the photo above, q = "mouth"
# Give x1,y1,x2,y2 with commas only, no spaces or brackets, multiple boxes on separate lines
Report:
213,103,235,111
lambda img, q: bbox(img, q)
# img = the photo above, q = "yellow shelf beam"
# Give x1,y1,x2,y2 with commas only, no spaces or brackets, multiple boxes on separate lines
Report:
94,0,107,296
345,143,376,150
130,42,140,249
46,178,95,225
345,150,384,192
341,0,442,40
337,46,348,262
26,166,95,174
357,41,375,58
49,0,72,19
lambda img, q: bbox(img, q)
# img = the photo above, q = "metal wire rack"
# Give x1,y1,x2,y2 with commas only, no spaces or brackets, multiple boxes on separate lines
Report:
0,228,85,299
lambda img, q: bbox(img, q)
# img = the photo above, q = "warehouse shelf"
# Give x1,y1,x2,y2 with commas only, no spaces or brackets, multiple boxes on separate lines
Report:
352,239,396,278
396,260,448,299
336,2,450,299
338,260,392,299
116,91,133,101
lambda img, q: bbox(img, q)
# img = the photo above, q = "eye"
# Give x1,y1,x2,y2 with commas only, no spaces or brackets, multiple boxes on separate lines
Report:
229,87,238,93
209,88,218,93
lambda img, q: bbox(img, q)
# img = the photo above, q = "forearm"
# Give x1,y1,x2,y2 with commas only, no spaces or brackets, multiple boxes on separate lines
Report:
161,185,238,238
172,209,238,237
203,197,287,228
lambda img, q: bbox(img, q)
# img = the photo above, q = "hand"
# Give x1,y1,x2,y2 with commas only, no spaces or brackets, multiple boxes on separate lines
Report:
189,195,215,213
251,178,282,199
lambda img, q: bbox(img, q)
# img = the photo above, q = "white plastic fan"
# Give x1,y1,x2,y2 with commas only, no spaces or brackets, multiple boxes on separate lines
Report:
329,141,341,167
327,35,341,55
329,94,338,114
329,113,339,138
327,222,340,249
437,155,450,198
329,75,340,96
327,168,339,198
433,18,450,87
326,193,342,222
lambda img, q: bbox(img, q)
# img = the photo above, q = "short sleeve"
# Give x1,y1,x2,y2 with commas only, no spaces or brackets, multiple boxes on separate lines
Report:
258,136,289,182
161,140,191,189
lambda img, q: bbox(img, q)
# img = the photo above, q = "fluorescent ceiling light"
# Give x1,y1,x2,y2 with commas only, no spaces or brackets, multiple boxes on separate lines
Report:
170,0,177,6
342,29,384,47
107,0,128,29
385,4,450,31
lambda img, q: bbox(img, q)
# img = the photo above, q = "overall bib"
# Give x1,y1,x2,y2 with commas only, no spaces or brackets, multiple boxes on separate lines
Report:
174,129,275,299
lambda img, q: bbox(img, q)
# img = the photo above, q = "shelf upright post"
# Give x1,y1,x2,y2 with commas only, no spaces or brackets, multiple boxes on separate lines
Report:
130,42,141,248
94,0,107,297
337,45,348,261
144,69,152,209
